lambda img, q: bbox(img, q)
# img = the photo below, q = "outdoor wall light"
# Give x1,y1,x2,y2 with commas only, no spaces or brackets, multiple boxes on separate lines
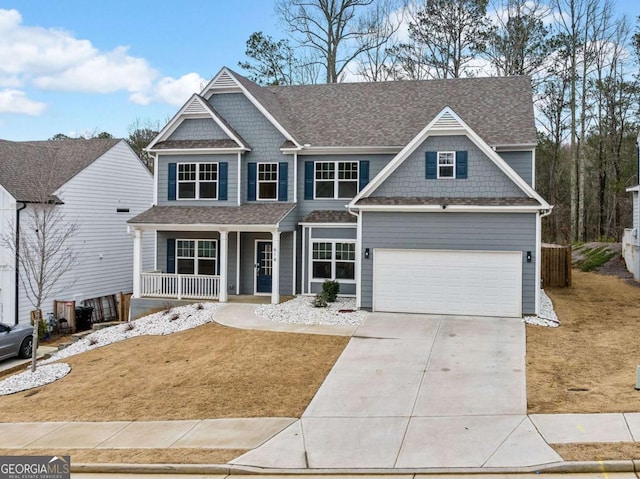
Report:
526,251,532,263
364,248,370,259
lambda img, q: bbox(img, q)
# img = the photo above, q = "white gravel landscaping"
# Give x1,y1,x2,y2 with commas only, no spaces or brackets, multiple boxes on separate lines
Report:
0,363,71,396
524,289,560,327
256,296,367,326
0,302,222,395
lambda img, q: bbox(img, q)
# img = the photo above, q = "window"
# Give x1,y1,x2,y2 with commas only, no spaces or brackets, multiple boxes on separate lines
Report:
314,161,358,199
311,241,356,281
176,239,217,275
177,163,218,199
437,152,455,179
257,163,278,200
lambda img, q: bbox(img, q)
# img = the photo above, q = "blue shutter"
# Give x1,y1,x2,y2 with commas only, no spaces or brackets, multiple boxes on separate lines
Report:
278,162,288,201
456,151,468,179
218,162,228,200
304,161,314,200
425,152,437,179
247,162,257,201
359,160,369,191
168,163,177,200
166,239,176,274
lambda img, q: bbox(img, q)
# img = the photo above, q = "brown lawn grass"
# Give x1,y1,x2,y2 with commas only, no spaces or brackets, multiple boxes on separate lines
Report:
552,443,640,461
527,270,640,414
0,448,244,464
0,322,348,421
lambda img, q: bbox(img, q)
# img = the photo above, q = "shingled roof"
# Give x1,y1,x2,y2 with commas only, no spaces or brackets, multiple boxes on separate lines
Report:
0,139,120,202
222,69,536,148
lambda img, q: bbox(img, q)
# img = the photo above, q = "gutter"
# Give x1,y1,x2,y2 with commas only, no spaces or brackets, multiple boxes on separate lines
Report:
15,201,26,325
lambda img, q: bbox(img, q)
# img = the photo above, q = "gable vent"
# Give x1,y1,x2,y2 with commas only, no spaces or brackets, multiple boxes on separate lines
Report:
212,70,238,89
183,97,208,115
432,111,463,130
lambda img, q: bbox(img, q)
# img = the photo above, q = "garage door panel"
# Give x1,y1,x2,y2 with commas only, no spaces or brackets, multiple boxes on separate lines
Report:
373,249,522,317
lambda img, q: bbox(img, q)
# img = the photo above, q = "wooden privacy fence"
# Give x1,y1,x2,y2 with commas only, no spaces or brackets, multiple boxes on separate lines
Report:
541,243,572,287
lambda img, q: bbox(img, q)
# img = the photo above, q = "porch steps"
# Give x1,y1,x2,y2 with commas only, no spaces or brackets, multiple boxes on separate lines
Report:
71,330,93,342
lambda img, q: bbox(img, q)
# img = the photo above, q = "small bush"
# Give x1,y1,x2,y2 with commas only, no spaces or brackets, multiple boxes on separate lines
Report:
312,293,328,308
196,303,204,310
322,280,340,302
88,337,98,346
124,322,135,331
169,313,180,321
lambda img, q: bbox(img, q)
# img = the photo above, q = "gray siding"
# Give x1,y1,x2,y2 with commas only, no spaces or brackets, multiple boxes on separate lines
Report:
296,154,394,219
280,232,294,295
157,153,238,206
498,150,533,186
372,136,525,198
360,212,537,314
209,93,294,202
303,226,358,296
168,119,230,141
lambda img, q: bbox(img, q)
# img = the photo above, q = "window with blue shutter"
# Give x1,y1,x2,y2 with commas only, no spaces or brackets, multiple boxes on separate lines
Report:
247,162,257,201
218,162,228,200
278,162,288,201
455,151,468,179
166,239,176,273
168,163,177,200
359,160,369,191
304,161,314,200
425,152,437,179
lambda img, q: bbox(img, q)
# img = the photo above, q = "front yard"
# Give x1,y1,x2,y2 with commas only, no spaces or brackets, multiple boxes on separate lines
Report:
0,321,348,422
527,270,640,414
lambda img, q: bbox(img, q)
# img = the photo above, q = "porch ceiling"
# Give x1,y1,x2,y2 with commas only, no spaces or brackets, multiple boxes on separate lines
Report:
128,203,296,231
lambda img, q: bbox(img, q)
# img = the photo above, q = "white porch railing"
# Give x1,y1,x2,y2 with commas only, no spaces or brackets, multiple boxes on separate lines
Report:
140,272,220,300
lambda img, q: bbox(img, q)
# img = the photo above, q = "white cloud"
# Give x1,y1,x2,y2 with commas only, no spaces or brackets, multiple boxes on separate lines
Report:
0,89,46,115
152,73,206,106
0,8,205,112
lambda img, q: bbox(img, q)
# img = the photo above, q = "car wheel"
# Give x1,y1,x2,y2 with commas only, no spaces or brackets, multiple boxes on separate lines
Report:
18,336,33,359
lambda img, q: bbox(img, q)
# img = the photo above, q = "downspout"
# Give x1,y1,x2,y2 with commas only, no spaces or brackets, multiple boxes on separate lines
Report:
15,201,27,325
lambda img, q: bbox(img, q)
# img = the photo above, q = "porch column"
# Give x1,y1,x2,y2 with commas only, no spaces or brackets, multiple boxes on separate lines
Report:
219,231,228,302
132,229,143,298
271,231,281,304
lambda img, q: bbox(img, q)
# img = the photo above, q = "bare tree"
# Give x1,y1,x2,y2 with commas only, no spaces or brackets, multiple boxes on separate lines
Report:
353,0,406,81
276,0,395,83
0,165,79,372
484,0,552,80
127,118,161,172
405,0,491,79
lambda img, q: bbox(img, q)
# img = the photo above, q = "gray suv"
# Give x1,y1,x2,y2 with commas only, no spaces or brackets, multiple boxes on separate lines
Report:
0,323,33,361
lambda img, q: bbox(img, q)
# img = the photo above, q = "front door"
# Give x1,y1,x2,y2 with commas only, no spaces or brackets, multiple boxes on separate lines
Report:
256,240,273,294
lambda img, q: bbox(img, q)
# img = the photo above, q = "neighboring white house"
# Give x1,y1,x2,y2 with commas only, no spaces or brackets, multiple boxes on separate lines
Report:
0,139,154,325
623,131,640,281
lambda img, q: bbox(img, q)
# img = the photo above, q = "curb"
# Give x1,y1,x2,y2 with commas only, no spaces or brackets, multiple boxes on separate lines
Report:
71,459,639,475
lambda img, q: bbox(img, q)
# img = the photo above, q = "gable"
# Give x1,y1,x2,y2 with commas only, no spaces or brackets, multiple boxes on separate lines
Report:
168,119,231,142
371,135,525,198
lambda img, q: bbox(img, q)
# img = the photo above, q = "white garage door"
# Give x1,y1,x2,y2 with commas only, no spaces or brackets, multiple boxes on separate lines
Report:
373,249,522,317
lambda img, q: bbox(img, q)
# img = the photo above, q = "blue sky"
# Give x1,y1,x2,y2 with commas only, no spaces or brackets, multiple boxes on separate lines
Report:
0,0,638,141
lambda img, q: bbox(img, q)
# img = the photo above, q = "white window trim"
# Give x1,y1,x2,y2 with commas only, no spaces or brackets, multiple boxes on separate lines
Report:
310,240,357,283
176,238,219,275
256,162,279,201
437,151,455,179
177,162,219,200
313,160,359,200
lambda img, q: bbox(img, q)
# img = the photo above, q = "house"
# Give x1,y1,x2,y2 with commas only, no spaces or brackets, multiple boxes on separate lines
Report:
0,139,154,325
128,67,551,318
623,131,640,281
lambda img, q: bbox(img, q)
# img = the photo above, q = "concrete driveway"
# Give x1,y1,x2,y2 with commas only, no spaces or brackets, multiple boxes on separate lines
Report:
233,312,561,469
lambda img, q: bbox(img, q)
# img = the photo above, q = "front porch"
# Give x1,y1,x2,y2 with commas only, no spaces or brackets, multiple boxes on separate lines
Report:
128,203,299,306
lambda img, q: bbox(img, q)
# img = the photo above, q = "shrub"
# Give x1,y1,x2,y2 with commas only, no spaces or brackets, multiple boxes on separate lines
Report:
322,280,340,302
124,322,135,331
312,293,328,308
